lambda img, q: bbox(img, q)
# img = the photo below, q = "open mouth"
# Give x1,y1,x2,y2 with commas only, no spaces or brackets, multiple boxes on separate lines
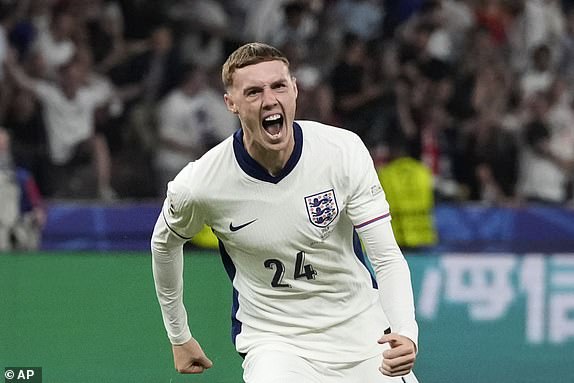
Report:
262,113,284,136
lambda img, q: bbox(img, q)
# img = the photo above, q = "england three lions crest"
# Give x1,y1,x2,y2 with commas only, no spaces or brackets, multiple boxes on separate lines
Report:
305,189,339,228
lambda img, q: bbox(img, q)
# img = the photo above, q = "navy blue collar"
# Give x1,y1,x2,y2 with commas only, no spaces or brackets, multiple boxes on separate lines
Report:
233,122,303,184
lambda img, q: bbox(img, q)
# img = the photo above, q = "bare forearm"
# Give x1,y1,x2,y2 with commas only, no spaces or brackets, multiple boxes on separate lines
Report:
4,56,37,94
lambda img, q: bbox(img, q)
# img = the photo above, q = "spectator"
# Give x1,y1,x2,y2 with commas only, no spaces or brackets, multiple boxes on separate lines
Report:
0,127,45,251
0,127,20,250
0,0,29,120
517,92,574,203
397,0,455,64
168,0,230,71
5,49,118,200
0,2,14,82
30,7,77,79
474,0,510,46
329,33,386,144
13,164,46,251
558,8,574,86
459,112,520,204
112,24,183,154
154,65,237,194
441,0,475,59
506,0,565,74
472,62,512,116
334,0,385,42
75,0,127,75
2,84,48,194
520,43,556,100
239,0,288,43
280,41,334,124
0,0,573,205
383,0,425,39
271,0,318,61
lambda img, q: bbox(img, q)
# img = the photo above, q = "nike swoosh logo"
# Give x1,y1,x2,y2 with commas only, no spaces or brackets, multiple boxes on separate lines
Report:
229,219,257,232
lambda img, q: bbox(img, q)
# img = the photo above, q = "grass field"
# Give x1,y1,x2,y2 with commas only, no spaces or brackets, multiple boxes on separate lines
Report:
2,252,573,383
0,252,244,383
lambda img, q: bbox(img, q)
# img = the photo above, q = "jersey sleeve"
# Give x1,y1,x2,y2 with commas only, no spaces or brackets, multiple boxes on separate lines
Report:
86,76,113,107
358,220,419,349
345,134,391,230
161,164,206,240
151,163,206,345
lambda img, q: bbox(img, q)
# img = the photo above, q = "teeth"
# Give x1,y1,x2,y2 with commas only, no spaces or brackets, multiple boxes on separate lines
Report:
264,114,281,122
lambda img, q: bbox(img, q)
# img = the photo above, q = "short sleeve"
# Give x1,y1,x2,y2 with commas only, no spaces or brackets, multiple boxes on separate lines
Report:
33,81,57,104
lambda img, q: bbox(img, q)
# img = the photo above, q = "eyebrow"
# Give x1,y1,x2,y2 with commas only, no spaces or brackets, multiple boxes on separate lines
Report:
242,79,288,96
243,85,262,96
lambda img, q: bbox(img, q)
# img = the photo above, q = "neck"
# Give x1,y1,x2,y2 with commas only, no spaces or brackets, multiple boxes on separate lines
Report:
62,84,77,99
244,139,295,177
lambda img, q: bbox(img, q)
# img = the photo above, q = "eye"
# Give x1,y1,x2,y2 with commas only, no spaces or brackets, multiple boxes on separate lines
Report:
245,88,261,97
273,82,288,92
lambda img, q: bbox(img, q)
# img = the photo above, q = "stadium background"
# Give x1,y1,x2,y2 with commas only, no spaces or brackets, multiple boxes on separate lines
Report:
2,0,574,382
2,202,574,383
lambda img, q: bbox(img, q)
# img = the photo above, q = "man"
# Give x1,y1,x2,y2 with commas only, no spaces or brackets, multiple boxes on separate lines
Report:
0,127,45,251
4,50,117,200
151,42,419,382
154,64,238,195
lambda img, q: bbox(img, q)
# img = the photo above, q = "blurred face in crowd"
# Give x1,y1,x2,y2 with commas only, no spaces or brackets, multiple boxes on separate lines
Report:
52,12,75,39
0,129,10,153
224,59,298,166
181,68,207,97
59,61,86,97
151,26,173,53
533,45,551,72
345,38,366,65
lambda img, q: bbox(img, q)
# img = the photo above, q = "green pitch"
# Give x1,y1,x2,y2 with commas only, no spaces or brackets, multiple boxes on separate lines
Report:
3,252,572,383
0,252,244,383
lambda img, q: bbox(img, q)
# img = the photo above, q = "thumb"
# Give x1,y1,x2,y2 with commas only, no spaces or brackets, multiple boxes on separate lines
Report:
199,355,214,369
378,333,401,346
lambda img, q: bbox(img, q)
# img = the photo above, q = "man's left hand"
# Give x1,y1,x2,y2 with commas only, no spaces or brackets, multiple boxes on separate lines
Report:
377,333,416,376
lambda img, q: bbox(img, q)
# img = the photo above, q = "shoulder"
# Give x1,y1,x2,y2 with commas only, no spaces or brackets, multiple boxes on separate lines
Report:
33,80,58,98
166,136,234,210
297,120,365,153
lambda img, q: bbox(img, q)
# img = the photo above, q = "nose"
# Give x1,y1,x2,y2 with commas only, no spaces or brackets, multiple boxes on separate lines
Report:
261,87,278,108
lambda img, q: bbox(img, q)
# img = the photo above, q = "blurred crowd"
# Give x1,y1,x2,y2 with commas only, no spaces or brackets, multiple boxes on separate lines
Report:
0,0,574,207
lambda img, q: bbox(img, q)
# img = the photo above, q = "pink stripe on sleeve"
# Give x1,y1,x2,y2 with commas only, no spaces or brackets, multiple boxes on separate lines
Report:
354,213,390,229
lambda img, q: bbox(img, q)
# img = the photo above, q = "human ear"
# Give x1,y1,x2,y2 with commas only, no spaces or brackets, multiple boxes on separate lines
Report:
224,93,238,114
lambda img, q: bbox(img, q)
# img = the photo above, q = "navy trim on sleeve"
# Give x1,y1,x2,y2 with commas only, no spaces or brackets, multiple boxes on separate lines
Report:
162,210,192,240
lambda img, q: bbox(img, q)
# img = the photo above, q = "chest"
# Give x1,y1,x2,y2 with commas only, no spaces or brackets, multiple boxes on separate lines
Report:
207,170,350,258
49,90,94,117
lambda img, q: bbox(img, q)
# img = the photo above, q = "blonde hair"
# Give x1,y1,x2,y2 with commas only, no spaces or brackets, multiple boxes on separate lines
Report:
221,42,290,89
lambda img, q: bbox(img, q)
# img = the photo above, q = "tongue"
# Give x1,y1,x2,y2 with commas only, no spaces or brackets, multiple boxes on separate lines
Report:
265,122,282,136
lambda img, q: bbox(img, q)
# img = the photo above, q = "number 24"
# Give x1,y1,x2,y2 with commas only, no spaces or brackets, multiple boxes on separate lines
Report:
264,251,317,288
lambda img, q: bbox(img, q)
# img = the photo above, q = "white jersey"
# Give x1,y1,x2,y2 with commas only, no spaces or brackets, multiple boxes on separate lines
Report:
154,121,416,362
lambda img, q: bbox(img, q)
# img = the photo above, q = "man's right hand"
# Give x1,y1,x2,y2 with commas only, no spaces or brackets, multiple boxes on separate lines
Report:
172,337,213,374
